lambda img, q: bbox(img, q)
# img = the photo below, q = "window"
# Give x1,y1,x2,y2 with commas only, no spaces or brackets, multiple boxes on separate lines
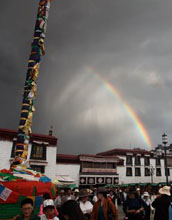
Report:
156,158,161,166
11,141,16,158
30,165,45,173
156,168,161,176
106,163,115,169
94,163,106,168
135,156,141,166
144,157,150,166
126,167,132,176
30,143,46,160
145,168,150,176
83,162,93,168
165,168,170,176
126,155,133,165
135,168,141,176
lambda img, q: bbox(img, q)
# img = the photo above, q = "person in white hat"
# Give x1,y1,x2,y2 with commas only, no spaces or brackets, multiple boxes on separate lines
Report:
40,199,59,220
142,192,151,220
74,188,80,202
152,186,171,220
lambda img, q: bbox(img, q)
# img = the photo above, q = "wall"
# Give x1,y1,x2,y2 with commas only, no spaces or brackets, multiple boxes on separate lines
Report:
117,155,170,184
45,146,57,179
0,140,12,169
56,163,80,186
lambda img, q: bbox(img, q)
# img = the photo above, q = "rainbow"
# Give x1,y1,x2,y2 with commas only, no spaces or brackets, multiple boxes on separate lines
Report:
89,68,152,149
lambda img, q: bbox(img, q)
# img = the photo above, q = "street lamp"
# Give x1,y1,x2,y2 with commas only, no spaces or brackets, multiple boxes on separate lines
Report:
150,165,154,183
162,133,169,185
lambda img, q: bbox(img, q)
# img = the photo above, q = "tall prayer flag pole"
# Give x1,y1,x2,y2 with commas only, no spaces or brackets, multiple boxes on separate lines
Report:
14,0,52,164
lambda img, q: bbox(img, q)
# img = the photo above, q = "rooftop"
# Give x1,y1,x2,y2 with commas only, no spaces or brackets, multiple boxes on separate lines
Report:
0,128,58,146
97,148,152,156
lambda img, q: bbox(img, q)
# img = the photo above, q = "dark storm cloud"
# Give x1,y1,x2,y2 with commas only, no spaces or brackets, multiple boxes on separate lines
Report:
1,0,172,154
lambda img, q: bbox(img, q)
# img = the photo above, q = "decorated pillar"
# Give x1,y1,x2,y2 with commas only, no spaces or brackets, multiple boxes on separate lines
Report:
14,0,52,163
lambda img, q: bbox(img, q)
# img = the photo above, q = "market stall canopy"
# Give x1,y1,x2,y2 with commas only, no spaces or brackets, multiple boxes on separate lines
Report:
55,175,75,185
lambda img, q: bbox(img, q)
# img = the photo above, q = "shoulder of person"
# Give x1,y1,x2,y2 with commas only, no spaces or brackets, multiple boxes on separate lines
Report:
14,216,22,220
32,215,41,220
40,214,46,220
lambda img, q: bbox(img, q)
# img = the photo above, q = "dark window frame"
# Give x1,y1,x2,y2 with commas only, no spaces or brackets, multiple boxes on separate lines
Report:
126,167,132,176
135,155,141,166
156,168,161,176
126,155,133,166
30,165,45,173
144,157,150,166
30,143,46,160
156,158,161,166
165,168,170,176
135,167,141,176
145,168,150,176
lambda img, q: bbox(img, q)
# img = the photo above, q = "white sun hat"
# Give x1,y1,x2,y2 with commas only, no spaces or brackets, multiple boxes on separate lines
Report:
159,186,171,196
143,192,149,197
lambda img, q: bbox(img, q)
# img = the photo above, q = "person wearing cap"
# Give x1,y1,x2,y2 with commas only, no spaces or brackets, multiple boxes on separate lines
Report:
90,187,118,220
152,186,171,220
142,192,152,220
40,199,59,220
79,189,93,219
74,188,80,202
123,189,146,220
39,193,58,217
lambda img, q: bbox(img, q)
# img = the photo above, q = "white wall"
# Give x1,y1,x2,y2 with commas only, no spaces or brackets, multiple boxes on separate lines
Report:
56,164,80,186
117,155,170,184
0,140,12,169
45,146,57,179
0,140,57,181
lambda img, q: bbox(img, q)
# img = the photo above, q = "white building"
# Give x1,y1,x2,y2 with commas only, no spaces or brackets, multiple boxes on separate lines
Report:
56,154,121,186
0,128,57,180
0,128,171,186
98,148,172,184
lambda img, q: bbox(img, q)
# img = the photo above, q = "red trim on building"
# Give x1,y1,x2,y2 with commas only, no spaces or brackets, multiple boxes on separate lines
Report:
57,154,80,164
0,128,58,146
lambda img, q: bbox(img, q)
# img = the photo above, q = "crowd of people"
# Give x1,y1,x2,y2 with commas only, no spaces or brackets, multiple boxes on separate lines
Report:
12,185,172,220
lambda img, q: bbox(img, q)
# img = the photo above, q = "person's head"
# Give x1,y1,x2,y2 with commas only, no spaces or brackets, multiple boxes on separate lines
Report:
74,189,79,197
60,189,65,196
66,188,72,196
128,190,136,199
43,193,51,201
43,199,55,219
97,187,107,200
109,190,114,196
136,188,141,195
79,189,90,203
61,200,84,220
21,198,34,218
143,192,149,199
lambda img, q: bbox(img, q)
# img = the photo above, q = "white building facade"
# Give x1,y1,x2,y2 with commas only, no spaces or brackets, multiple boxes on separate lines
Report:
98,148,171,184
0,128,171,186
0,128,57,180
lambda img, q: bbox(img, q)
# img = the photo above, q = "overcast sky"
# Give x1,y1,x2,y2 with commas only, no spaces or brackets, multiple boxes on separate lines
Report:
1,0,172,154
